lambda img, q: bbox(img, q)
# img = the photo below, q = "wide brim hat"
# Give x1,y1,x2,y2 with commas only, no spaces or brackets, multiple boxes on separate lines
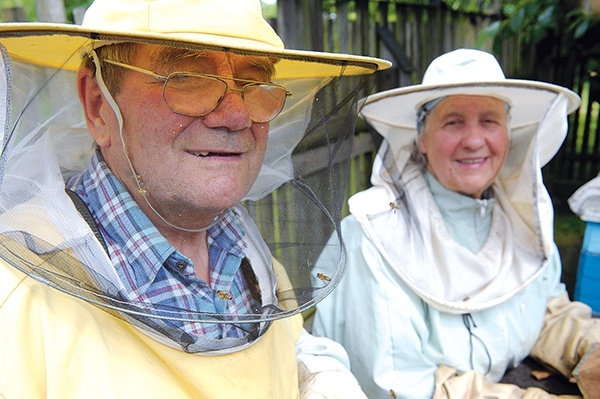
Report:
360,48,580,165
0,0,391,78
0,0,391,350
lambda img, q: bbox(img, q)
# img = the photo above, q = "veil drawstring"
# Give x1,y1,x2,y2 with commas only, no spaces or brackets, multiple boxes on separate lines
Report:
462,313,492,375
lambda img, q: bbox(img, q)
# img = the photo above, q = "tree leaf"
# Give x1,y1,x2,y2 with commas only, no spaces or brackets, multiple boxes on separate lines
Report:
479,20,501,37
509,7,526,32
537,5,556,29
532,23,547,43
574,19,590,38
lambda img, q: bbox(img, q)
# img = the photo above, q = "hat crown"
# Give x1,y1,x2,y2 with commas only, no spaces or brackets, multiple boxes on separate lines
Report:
422,49,506,86
82,0,284,49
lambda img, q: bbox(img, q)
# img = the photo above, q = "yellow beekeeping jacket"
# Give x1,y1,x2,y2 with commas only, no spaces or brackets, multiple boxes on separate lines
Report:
0,260,302,399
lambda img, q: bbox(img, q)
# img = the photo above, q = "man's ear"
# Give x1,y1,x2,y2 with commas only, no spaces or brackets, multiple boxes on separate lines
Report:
77,67,111,147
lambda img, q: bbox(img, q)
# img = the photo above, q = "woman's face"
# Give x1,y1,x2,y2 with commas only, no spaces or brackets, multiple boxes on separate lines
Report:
418,95,510,199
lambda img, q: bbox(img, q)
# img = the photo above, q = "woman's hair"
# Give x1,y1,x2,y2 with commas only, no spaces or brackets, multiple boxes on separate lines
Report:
409,138,428,172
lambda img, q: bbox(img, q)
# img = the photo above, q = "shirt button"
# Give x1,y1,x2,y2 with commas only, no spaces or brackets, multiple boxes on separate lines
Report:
175,261,187,271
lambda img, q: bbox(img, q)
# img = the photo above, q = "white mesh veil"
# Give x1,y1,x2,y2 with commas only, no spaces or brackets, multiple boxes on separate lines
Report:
0,36,382,353
357,79,579,313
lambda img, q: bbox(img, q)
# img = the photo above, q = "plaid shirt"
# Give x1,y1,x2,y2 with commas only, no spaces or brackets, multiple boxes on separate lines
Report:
67,150,261,340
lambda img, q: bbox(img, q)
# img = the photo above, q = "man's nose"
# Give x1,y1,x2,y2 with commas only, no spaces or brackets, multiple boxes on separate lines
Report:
202,88,252,131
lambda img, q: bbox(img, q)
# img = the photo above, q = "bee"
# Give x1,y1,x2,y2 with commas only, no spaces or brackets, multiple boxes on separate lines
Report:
216,290,232,300
136,174,149,195
389,202,400,212
316,273,331,283
389,389,397,399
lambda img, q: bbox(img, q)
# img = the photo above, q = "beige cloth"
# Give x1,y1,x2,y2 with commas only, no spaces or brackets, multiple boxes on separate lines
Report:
433,365,578,399
432,292,600,398
0,259,303,399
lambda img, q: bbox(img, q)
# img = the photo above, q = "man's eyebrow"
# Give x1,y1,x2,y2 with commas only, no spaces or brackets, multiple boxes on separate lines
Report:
229,56,275,80
247,58,276,79
153,47,275,79
154,47,210,65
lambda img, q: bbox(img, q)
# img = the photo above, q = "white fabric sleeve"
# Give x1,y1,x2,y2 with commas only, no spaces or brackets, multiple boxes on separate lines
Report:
568,174,600,222
295,328,368,399
312,215,440,399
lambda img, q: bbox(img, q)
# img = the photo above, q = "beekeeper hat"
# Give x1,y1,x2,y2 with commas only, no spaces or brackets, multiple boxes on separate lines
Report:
360,48,580,165
0,0,390,78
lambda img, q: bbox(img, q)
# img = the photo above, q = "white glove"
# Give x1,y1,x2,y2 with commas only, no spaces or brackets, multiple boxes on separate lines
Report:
298,360,368,399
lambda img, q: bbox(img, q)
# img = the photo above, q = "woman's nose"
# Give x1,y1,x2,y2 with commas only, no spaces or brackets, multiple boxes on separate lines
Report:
461,123,486,149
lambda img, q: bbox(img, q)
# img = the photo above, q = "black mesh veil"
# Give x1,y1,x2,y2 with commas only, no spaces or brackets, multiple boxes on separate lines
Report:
0,33,382,352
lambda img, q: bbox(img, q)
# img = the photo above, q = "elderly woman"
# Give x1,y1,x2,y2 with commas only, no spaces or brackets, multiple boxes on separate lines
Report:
312,49,600,398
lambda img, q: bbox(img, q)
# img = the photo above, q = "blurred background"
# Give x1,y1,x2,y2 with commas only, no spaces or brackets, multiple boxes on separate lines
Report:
2,0,598,298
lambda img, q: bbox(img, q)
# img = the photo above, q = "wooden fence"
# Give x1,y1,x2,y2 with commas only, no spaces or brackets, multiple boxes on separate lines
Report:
272,0,600,211
1,0,598,209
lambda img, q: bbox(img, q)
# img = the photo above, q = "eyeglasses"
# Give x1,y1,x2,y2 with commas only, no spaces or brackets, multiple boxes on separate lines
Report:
103,59,291,123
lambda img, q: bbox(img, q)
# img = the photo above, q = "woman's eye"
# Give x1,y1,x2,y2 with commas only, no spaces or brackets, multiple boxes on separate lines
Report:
445,119,462,128
482,119,499,126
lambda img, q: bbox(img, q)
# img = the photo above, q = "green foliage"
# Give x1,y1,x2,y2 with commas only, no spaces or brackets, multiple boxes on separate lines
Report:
0,0,35,20
261,0,277,19
444,0,501,13
0,0,92,22
63,0,92,23
475,0,599,52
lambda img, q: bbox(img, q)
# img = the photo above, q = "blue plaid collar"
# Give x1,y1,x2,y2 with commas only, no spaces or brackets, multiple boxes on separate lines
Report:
67,150,247,293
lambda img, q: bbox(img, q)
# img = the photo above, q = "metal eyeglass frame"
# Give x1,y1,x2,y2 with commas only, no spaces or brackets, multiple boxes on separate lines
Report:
102,59,292,123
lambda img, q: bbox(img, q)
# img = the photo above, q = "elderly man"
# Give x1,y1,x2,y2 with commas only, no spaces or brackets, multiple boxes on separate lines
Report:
0,0,390,398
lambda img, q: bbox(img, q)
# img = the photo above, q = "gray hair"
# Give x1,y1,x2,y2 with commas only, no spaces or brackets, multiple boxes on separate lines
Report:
416,97,446,134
